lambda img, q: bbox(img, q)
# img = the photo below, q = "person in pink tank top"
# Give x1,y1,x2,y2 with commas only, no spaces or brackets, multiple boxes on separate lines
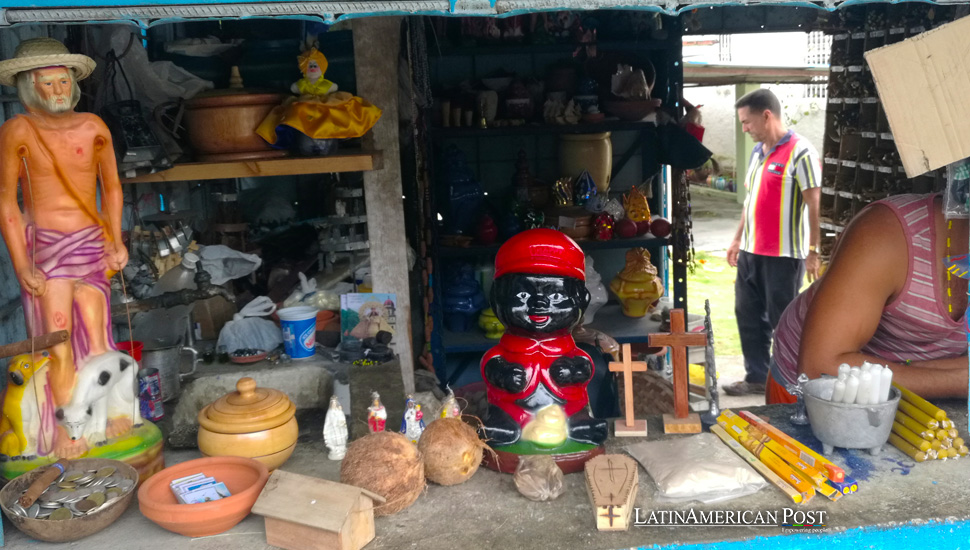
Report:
768,193,967,403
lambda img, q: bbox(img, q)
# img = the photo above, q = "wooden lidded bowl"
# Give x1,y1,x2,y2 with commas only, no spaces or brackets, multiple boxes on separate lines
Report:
197,377,298,470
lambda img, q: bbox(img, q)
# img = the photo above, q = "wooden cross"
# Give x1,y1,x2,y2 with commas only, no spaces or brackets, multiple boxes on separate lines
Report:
648,309,707,433
0,330,69,360
608,343,648,437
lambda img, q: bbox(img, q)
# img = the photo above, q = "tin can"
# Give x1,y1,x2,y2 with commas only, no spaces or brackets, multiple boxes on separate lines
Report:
138,367,165,421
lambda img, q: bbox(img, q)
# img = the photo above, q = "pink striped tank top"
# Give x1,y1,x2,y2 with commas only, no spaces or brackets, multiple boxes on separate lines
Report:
771,193,967,387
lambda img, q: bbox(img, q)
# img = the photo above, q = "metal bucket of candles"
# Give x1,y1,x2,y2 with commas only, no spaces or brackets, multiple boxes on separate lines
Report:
803,377,901,456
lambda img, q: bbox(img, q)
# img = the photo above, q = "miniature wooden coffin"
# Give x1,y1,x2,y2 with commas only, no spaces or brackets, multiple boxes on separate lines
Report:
251,470,385,550
584,454,639,531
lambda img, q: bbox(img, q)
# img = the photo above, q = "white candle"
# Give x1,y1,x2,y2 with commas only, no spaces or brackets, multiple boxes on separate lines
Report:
831,379,847,402
879,367,893,403
868,365,882,404
838,372,848,382
861,361,872,373
856,372,873,404
838,363,851,378
850,367,861,378
843,374,860,404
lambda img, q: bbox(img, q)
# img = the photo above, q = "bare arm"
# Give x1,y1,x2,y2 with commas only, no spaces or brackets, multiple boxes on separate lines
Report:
798,205,968,398
0,119,45,295
727,216,745,268
93,117,128,271
802,186,821,281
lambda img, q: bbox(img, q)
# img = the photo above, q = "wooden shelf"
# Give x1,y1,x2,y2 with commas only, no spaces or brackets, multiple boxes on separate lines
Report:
442,303,663,353
430,120,656,139
121,151,382,184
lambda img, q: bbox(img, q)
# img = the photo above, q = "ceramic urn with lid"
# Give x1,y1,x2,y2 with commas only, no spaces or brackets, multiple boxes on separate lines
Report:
197,377,298,470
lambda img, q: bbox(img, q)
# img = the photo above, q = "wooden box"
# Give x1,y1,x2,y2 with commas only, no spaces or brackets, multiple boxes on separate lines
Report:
252,470,385,550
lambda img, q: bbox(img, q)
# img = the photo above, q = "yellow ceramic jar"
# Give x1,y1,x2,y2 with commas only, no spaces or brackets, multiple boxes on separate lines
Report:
559,132,612,193
197,377,298,470
609,248,664,318
478,308,505,339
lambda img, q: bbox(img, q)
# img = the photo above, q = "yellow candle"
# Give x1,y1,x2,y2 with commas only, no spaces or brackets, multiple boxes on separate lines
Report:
893,382,947,421
891,421,931,451
898,410,936,439
898,400,940,429
888,433,928,462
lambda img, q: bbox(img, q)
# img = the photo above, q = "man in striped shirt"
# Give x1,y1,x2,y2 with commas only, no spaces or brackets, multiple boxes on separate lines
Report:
724,89,821,396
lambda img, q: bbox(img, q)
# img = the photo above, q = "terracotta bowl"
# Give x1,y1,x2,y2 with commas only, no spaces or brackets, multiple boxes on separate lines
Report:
0,458,137,543
138,456,269,537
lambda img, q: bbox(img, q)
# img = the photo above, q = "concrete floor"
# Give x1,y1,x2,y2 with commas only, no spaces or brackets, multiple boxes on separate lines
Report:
6,401,970,549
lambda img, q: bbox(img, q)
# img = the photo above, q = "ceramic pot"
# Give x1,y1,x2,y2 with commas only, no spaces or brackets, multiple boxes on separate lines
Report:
610,247,664,318
559,133,612,194
184,89,286,161
197,377,298,470
478,308,505,339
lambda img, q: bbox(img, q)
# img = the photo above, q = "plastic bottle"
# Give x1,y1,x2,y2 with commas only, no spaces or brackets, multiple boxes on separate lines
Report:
151,252,200,296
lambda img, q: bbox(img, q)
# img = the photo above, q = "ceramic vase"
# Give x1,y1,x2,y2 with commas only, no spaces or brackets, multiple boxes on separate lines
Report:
609,248,664,318
559,132,612,194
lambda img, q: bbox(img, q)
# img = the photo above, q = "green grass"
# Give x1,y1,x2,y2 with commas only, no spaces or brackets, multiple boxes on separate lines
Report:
686,251,742,357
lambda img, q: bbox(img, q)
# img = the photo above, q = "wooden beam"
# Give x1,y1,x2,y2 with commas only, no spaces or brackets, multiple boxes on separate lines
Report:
354,17,415,394
121,152,382,184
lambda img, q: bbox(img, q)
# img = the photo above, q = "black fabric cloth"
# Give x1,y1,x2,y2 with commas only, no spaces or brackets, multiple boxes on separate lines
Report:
734,250,805,383
641,122,713,178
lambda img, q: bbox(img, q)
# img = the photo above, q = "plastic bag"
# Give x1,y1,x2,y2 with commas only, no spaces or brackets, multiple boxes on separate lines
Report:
945,158,970,219
199,245,263,285
625,433,766,504
217,297,283,353
282,273,350,310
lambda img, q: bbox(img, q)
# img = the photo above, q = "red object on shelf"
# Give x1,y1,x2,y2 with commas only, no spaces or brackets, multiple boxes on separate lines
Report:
615,218,637,239
685,122,705,143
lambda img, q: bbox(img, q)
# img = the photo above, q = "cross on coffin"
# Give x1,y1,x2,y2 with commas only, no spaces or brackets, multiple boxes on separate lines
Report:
648,309,707,433
608,344,648,437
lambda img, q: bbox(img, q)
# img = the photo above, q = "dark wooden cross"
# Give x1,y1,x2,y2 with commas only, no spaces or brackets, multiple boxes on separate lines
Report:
648,309,707,432
608,343,648,436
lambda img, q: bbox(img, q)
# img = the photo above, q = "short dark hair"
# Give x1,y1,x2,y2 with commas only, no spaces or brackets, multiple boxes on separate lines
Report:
735,88,781,117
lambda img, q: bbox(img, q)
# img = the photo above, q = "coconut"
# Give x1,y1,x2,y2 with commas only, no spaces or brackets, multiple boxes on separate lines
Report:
340,431,425,516
417,417,485,486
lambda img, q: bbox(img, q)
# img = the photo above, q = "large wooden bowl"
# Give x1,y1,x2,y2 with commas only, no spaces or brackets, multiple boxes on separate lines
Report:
0,458,137,543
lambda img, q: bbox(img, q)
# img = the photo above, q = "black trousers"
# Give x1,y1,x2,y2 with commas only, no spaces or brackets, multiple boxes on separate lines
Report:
734,250,805,383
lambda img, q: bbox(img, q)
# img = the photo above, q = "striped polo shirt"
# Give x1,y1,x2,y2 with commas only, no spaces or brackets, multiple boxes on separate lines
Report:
740,130,821,259
771,193,967,387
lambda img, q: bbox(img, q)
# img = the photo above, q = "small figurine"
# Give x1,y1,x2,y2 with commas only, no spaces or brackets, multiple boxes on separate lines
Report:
574,170,597,206
582,256,609,325
256,46,382,150
367,392,387,433
323,396,348,460
787,374,810,426
478,307,506,339
476,214,498,246
439,386,462,419
593,212,614,241
552,177,574,207
610,248,664,318
480,229,608,456
622,186,651,223
401,395,426,443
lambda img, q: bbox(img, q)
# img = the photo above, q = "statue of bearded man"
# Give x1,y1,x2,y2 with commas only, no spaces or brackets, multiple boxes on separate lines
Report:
0,38,128,458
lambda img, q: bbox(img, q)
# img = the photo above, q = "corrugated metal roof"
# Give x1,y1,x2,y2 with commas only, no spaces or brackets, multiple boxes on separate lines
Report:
0,0,865,27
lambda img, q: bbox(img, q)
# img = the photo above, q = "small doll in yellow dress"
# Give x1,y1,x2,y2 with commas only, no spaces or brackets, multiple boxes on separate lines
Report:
257,47,382,153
